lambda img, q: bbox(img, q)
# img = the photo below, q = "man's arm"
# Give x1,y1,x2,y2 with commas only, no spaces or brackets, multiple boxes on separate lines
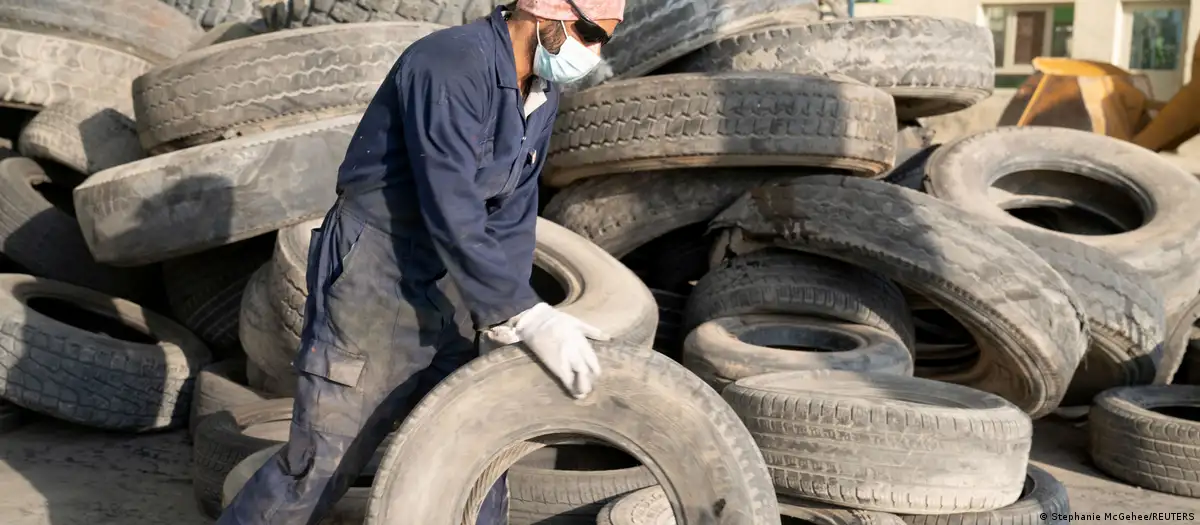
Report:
398,59,540,330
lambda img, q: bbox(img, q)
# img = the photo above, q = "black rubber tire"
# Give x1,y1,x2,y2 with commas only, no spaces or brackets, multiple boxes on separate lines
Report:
898,465,1069,525
685,249,915,349
711,176,1089,418
725,370,1033,513
0,0,201,63
132,22,442,153
159,0,259,29
188,359,268,437
662,17,994,120
73,113,360,267
192,398,293,518
649,287,687,360
924,126,1200,315
508,444,656,524
0,399,28,433
16,100,145,174
546,73,896,187
0,28,151,110
0,273,212,430
0,157,160,303
1003,228,1164,406
238,263,296,393
1089,385,1200,498
163,234,276,358
187,19,271,50
364,342,780,524
683,315,913,391
264,0,471,29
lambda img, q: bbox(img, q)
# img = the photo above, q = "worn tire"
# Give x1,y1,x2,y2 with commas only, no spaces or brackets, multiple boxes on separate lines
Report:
238,263,295,392
0,157,159,303
192,398,293,518
684,315,912,391
16,100,145,174
0,0,200,63
0,28,151,110
364,341,780,524
546,73,896,187
924,126,1200,315
132,22,441,153
598,486,908,524
159,0,259,29
663,17,994,120
711,176,1089,418
1159,295,1200,385
725,370,1032,513
0,273,211,430
898,465,1069,525
163,234,275,357
685,249,915,349
508,444,656,524
265,0,471,29
74,113,360,267
1089,385,1200,498
188,359,268,437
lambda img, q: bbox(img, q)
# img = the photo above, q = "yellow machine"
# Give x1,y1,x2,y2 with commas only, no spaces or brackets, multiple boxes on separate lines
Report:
998,36,1200,152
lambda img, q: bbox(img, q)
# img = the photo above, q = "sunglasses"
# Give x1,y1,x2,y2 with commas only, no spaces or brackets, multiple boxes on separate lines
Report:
563,0,612,45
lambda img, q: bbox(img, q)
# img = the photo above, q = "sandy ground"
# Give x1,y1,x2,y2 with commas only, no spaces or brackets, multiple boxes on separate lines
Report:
0,415,1196,525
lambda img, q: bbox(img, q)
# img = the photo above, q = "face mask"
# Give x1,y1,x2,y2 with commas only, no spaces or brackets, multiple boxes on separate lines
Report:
533,20,602,84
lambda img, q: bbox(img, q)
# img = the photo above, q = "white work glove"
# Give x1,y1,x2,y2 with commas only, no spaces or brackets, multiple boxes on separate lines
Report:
510,302,609,399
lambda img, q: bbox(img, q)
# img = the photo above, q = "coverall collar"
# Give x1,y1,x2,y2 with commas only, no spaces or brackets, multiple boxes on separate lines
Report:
491,6,552,93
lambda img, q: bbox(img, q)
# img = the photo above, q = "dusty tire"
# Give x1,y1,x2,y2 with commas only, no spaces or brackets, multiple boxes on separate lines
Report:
364,341,780,524
542,170,788,258
238,263,295,391
0,273,211,430
1159,295,1200,385
221,442,369,523
192,398,293,518
160,0,259,29
0,157,159,303
0,0,200,63
132,22,442,153
0,28,151,110
924,126,1200,315
265,0,471,29
725,370,1032,513
685,249,915,349
545,73,896,188
16,100,145,174
711,176,1089,418
663,17,994,120
74,113,360,266
898,465,1069,525
598,486,909,524
683,315,912,391
508,444,656,524
1089,385,1200,498
188,359,268,437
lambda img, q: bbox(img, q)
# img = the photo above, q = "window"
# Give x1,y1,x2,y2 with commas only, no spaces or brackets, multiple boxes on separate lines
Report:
1128,8,1186,70
985,4,1074,75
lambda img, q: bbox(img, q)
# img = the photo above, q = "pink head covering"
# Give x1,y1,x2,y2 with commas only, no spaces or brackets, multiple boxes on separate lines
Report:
516,0,625,21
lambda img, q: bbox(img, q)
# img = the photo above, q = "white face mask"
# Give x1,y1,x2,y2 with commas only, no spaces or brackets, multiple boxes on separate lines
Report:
533,20,602,84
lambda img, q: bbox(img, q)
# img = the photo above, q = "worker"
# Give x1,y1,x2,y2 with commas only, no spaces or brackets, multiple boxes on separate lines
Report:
217,0,623,523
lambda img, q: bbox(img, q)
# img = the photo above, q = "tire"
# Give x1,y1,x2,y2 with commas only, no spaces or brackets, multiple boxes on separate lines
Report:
0,28,151,110
0,273,211,430
542,170,787,257
73,113,360,267
163,234,276,357
685,249,915,349
1156,293,1200,385
1089,385,1200,498
1003,228,1164,406
0,157,159,303
0,399,28,433
683,315,913,391
265,0,471,29
923,126,1200,315
159,0,259,29
222,442,369,523
724,370,1032,513
508,444,656,525
192,398,293,518
598,487,908,524
364,342,780,524
238,263,296,391
132,22,442,153
881,144,937,192
778,498,907,525
710,176,1089,418
545,73,896,188
662,17,994,120
898,465,1069,525
188,359,268,437
0,0,200,63
16,100,145,175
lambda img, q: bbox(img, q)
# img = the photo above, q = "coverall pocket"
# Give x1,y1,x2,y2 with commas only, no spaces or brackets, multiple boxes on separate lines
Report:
296,342,367,388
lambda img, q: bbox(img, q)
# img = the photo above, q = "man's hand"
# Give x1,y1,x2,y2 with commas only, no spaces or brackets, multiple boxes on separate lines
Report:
511,302,608,398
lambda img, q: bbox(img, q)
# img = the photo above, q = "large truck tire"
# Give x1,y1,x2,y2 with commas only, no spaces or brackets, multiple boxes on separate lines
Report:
0,28,151,110
16,99,145,174
0,0,200,63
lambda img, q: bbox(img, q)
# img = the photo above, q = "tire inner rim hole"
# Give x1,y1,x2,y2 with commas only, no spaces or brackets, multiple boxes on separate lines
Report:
620,223,712,295
992,169,1144,235
1150,405,1200,422
529,264,567,307
912,308,972,345
25,297,157,344
516,443,641,471
737,324,859,353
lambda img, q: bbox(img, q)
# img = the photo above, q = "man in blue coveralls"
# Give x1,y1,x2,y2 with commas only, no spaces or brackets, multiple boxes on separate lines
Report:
218,0,624,523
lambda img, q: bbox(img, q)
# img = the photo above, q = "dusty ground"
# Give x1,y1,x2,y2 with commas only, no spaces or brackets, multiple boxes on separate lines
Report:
0,415,1196,524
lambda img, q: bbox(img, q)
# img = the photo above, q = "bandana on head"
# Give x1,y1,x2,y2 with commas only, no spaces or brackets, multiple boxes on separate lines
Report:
515,0,625,22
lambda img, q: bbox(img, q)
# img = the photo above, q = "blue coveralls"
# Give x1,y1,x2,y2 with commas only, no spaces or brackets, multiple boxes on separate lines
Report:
218,7,558,524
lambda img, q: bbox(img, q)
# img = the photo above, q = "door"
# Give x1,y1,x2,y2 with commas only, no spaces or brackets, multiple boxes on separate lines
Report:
1120,2,1189,99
